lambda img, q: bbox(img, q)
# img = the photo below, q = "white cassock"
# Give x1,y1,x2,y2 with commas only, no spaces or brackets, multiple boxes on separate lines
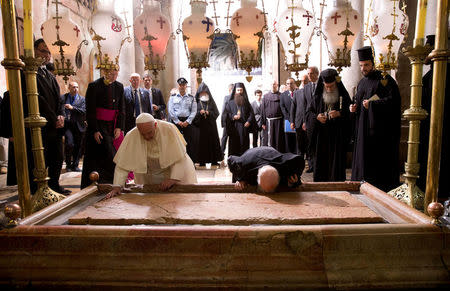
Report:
113,120,197,186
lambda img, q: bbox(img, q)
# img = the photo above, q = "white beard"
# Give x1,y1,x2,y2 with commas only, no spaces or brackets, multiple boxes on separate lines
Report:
322,89,339,105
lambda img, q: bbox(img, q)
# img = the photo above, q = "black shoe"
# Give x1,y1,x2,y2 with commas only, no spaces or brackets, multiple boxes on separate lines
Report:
61,188,72,195
72,167,82,172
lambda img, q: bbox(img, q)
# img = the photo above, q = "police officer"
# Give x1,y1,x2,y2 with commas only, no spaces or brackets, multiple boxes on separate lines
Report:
168,77,197,161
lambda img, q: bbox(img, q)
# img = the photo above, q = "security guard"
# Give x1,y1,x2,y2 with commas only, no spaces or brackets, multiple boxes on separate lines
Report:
168,77,197,161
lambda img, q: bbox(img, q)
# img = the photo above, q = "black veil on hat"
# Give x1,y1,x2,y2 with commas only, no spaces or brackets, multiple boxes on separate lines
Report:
314,68,349,97
230,82,251,107
357,46,374,62
194,82,218,110
320,68,338,84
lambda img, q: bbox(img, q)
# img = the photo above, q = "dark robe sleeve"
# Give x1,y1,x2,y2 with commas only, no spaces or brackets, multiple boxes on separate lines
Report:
210,100,220,120
115,83,125,130
85,82,99,133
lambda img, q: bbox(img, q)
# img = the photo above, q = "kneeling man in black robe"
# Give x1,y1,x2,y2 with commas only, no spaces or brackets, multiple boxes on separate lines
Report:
228,146,305,192
306,69,351,182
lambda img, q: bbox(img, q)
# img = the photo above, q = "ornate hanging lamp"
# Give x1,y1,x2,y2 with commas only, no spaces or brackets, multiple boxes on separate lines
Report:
89,0,132,72
230,0,267,82
367,0,408,84
41,0,84,83
181,0,215,85
276,0,315,86
134,0,171,85
322,0,361,75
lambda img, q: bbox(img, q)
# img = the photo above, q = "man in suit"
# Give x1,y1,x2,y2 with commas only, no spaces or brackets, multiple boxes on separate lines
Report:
123,73,152,134
303,66,319,172
280,77,297,153
143,73,166,120
34,39,68,194
63,82,86,172
251,89,263,148
290,81,309,164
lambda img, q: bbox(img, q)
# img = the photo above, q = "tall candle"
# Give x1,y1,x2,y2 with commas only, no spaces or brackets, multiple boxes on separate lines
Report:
23,0,33,55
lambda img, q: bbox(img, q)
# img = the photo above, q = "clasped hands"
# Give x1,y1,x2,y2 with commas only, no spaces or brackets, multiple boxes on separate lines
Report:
317,110,340,123
177,121,189,128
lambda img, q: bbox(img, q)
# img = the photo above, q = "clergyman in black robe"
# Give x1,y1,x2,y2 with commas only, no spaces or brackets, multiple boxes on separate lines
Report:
306,69,351,182
80,69,125,188
350,46,401,192
228,146,305,188
224,83,255,156
417,35,450,200
261,80,285,152
192,82,223,166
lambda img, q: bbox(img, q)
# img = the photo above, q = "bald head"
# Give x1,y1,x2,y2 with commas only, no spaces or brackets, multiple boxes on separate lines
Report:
257,165,280,193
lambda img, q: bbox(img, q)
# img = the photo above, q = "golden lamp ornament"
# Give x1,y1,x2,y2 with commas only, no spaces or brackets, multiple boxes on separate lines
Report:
181,0,215,85
41,0,83,83
134,0,172,85
322,0,362,74
230,0,267,82
367,0,408,84
90,0,132,72
276,0,315,85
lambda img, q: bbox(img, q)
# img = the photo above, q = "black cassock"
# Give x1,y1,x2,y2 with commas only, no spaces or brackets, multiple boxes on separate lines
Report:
224,100,254,156
192,83,223,164
261,91,285,152
306,82,351,182
81,77,125,188
350,70,401,192
417,63,450,199
227,146,304,185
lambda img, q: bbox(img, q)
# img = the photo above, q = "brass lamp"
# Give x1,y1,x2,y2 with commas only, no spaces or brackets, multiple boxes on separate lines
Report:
134,0,172,85
230,0,266,82
322,0,361,75
181,0,215,85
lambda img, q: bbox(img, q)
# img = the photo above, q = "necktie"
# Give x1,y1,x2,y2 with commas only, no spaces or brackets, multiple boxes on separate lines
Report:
291,91,294,98
312,83,316,93
134,89,140,116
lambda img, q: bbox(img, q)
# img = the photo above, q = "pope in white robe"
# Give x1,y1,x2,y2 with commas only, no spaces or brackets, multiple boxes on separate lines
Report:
107,113,197,198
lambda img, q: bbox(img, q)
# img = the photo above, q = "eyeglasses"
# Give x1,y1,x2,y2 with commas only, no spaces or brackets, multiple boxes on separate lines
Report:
36,49,50,55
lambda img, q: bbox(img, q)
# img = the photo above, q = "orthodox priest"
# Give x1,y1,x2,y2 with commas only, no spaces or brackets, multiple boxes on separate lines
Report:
228,146,304,191
306,69,351,182
350,46,401,192
223,83,255,156
80,68,125,188
261,80,285,152
192,82,223,166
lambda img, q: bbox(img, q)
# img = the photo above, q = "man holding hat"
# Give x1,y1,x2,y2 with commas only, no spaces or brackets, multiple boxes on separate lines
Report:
305,68,351,182
350,46,401,192
106,113,197,198
168,77,197,160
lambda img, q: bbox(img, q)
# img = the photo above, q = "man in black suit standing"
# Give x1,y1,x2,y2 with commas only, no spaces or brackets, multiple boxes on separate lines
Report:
34,39,68,194
251,89,263,147
303,66,319,172
63,81,86,172
280,77,297,153
123,73,152,134
143,73,166,120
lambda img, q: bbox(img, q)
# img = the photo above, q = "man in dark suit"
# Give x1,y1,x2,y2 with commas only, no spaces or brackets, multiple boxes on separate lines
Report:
280,77,297,153
251,89,263,147
303,66,319,172
290,85,308,161
143,73,166,120
34,39,68,194
63,81,86,172
123,73,152,134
